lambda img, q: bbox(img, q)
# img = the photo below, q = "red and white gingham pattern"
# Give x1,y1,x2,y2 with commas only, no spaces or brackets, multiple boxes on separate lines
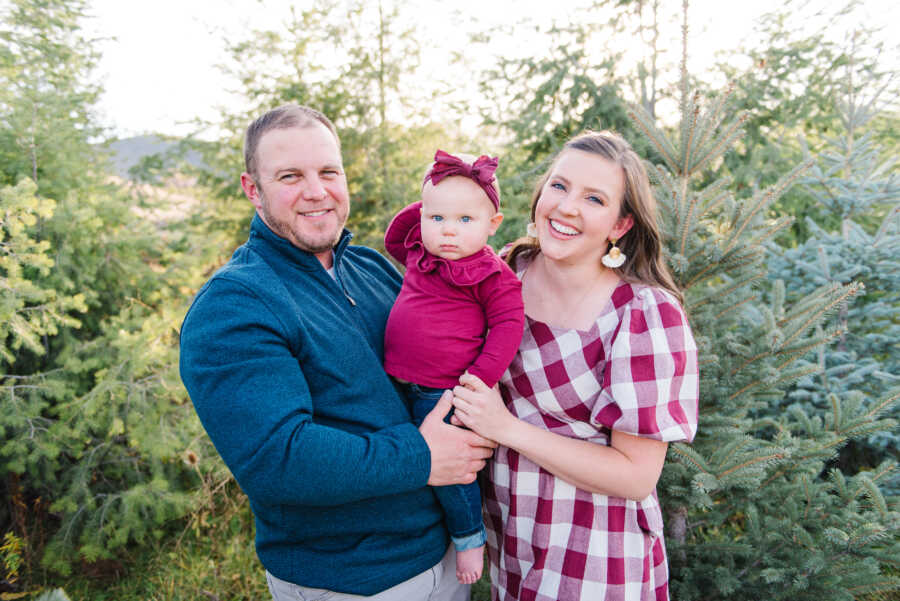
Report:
485,280,698,601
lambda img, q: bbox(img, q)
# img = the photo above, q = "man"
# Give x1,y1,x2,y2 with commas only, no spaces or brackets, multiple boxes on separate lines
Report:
179,104,495,601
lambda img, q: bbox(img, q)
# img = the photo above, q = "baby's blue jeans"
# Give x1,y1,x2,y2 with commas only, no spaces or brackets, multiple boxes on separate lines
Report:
403,382,487,552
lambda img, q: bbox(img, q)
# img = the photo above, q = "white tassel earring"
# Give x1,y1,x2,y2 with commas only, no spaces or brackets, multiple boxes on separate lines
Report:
601,238,626,268
526,222,537,238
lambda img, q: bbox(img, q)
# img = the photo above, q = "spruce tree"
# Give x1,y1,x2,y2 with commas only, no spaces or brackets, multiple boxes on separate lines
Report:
712,1,890,244
767,56,900,494
627,5,899,599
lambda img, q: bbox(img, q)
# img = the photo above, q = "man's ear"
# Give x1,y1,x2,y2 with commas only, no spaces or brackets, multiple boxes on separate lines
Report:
488,211,504,235
240,173,263,211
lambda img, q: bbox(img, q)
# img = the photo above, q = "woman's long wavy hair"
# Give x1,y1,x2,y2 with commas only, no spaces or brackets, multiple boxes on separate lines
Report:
506,130,683,305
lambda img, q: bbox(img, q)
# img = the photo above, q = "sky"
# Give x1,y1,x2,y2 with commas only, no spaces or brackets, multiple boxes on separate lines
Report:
81,0,898,140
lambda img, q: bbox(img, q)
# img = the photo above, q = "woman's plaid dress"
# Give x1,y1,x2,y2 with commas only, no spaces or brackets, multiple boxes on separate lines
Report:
484,273,699,601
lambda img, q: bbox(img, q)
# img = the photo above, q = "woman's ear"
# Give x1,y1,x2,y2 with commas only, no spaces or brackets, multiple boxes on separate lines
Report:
612,213,634,239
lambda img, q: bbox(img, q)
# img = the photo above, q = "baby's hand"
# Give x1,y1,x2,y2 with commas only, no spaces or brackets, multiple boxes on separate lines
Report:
458,371,478,390
452,373,512,442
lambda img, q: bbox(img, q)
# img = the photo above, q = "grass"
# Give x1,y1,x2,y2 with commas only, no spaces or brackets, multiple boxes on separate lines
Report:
52,481,267,601
33,479,495,601
471,557,491,600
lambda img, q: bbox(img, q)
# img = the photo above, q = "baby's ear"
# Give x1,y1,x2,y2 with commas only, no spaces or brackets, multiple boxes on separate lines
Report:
488,212,504,235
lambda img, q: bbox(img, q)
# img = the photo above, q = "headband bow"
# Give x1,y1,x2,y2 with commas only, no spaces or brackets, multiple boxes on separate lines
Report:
424,149,500,210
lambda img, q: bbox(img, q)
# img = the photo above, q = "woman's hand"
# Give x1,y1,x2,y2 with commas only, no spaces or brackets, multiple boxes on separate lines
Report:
452,372,516,443
453,377,668,499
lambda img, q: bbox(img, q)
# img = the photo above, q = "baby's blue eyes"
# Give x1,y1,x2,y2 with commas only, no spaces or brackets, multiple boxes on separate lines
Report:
551,182,566,191
430,216,473,223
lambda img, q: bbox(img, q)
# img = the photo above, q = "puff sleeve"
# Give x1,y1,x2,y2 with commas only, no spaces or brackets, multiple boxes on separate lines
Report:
591,287,699,442
384,201,422,264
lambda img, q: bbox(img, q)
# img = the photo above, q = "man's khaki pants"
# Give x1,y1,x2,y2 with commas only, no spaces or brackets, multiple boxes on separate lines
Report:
265,544,469,601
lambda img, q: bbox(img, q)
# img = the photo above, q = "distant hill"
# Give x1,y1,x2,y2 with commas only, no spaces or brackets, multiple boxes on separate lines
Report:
105,135,204,180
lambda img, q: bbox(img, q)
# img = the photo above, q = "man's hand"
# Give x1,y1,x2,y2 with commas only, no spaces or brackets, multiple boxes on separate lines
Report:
419,390,497,486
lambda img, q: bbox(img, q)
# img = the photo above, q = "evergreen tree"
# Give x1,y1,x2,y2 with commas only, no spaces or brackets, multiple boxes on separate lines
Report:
627,5,899,598
0,180,86,366
1,0,208,581
0,0,103,200
767,60,900,493
467,0,682,249
713,1,895,243
187,0,457,253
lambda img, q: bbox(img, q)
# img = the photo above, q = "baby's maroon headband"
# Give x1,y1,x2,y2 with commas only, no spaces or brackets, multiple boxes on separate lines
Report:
423,149,500,210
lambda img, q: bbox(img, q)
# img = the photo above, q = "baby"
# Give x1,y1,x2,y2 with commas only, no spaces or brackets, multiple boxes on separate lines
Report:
383,150,525,584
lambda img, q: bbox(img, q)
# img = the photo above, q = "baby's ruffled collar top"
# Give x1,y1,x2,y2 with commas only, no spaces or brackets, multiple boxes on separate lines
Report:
403,222,502,287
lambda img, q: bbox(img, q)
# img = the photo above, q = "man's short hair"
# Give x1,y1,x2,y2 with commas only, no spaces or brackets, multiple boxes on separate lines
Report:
244,105,340,180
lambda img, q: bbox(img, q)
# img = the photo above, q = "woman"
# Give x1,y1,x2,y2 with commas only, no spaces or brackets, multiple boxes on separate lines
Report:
451,131,699,601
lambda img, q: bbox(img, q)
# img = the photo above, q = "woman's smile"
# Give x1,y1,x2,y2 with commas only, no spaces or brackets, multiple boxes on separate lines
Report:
548,219,580,236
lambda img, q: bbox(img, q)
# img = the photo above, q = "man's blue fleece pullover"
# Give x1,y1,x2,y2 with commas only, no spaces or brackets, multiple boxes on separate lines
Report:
179,215,448,595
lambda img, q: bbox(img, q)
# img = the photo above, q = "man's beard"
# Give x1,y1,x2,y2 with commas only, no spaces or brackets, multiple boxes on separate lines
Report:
258,191,344,254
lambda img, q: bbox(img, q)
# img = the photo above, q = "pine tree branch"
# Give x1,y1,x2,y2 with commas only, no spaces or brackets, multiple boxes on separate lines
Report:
713,441,759,479
770,364,822,389
628,107,680,174
830,393,844,431
847,581,900,596
857,461,897,489
776,330,843,359
683,251,764,289
804,436,848,457
718,452,785,478
678,0,689,117
855,476,890,518
691,81,737,159
777,283,846,327
745,216,794,249
696,177,732,214
728,363,820,400
735,544,784,580
713,294,757,320
669,444,711,474
693,272,763,311
681,92,701,176
863,389,900,421
681,261,717,290
731,351,772,378
774,329,844,370
724,159,813,254
874,205,899,242
760,446,839,489
781,283,860,347
646,162,677,210
688,112,749,175
678,185,698,257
